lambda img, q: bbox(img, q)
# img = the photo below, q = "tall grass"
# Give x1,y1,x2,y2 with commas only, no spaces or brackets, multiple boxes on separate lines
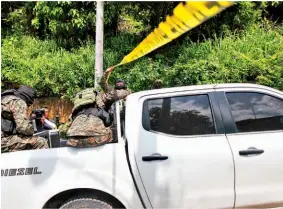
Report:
116,24,283,91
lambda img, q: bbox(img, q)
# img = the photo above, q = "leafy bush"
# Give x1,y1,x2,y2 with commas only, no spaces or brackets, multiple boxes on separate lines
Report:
111,24,283,92
3,24,282,98
1,36,94,97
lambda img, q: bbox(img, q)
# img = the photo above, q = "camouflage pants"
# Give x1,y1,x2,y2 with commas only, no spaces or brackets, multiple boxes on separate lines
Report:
66,114,112,148
1,134,49,153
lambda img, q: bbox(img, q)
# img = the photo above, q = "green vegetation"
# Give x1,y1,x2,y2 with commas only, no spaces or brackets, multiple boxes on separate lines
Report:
1,1,283,98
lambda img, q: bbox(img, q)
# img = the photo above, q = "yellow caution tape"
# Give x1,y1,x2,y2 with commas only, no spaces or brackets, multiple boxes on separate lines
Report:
106,1,234,84
115,1,233,67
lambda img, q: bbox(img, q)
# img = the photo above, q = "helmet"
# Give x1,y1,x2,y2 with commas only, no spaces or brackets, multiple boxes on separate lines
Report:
152,79,163,89
115,79,127,90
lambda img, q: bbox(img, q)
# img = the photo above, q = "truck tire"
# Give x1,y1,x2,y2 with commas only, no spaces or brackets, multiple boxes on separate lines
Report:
60,197,113,209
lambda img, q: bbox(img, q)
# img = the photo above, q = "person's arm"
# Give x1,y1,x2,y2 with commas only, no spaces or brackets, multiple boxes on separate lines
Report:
115,89,132,99
11,99,34,135
104,89,131,105
99,66,115,92
41,117,57,129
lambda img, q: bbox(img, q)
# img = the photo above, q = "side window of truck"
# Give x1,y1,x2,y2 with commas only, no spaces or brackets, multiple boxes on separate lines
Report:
143,94,216,136
226,92,283,133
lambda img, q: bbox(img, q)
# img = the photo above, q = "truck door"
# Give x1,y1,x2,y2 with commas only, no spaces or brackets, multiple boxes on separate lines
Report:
216,88,283,208
132,89,235,209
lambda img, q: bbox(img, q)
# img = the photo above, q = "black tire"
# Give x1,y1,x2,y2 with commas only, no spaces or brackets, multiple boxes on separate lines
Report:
60,197,113,209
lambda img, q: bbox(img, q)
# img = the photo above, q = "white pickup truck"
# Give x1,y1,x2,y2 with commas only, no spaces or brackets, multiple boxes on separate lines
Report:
2,83,283,209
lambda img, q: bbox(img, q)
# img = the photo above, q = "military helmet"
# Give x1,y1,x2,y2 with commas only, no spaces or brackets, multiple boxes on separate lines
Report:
115,79,127,90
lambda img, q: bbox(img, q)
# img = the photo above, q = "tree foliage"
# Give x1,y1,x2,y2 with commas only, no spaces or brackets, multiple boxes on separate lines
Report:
1,1,283,98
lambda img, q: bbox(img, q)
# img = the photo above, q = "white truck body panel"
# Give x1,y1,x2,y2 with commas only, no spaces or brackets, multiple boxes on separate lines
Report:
227,131,283,208
126,88,234,209
1,141,143,209
215,86,283,208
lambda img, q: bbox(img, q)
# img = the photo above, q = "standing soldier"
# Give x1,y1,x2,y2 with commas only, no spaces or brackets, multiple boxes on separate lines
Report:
1,85,49,153
99,67,131,109
65,67,131,148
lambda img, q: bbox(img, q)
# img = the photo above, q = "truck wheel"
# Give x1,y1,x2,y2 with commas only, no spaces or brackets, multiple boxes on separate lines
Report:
60,197,113,209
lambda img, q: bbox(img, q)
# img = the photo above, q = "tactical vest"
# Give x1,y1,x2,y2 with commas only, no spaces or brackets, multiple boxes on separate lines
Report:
71,88,113,127
72,88,105,113
1,90,18,135
75,106,113,127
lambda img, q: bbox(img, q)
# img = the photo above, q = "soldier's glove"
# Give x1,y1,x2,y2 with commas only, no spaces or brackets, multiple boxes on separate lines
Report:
105,66,115,74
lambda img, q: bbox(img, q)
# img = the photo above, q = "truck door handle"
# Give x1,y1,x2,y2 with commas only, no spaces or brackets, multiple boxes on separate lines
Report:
239,147,264,156
142,153,168,161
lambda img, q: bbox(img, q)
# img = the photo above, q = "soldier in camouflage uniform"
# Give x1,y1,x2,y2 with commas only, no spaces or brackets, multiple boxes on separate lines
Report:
66,67,131,148
1,86,49,153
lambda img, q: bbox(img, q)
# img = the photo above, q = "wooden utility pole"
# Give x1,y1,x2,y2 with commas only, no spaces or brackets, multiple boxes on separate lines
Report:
94,1,104,88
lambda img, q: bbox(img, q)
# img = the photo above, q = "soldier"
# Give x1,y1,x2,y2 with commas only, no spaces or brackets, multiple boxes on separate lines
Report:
1,85,49,153
65,67,131,148
152,79,163,89
99,66,132,109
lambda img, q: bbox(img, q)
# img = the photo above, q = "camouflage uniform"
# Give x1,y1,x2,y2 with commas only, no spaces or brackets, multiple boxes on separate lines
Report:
99,72,132,108
66,72,131,148
1,95,49,153
66,115,112,148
